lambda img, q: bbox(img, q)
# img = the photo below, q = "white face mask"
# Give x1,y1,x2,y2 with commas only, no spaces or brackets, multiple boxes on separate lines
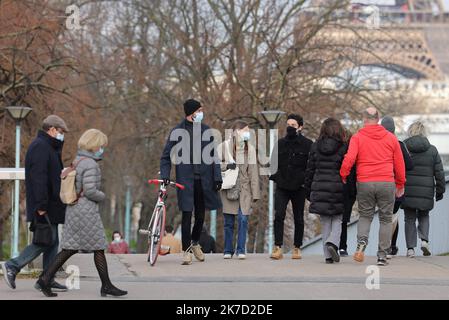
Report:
241,131,250,141
113,236,121,243
193,111,204,123
56,133,64,142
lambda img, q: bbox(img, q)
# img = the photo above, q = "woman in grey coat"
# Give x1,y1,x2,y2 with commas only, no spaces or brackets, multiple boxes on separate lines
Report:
36,129,127,298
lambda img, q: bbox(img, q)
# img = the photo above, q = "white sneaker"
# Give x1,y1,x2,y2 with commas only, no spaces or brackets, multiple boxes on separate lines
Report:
407,248,415,258
223,254,232,259
421,241,431,256
237,254,246,260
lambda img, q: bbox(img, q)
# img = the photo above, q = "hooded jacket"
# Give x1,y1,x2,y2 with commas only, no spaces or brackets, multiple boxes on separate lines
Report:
402,135,445,211
340,124,406,189
305,138,349,216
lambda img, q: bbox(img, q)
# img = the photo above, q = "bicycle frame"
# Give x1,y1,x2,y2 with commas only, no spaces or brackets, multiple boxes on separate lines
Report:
147,185,168,235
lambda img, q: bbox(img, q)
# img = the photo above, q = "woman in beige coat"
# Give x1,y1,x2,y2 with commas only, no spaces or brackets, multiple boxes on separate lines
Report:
219,120,260,260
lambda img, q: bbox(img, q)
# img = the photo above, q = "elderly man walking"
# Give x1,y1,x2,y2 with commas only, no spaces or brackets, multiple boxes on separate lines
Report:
340,108,406,266
2,115,69,291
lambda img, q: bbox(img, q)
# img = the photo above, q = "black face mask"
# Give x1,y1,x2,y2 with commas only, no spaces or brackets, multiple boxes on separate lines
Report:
286,126,298,137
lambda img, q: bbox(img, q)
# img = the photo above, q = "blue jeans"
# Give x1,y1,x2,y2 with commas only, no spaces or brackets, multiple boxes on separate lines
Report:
223,209,248,255
6,224,59,278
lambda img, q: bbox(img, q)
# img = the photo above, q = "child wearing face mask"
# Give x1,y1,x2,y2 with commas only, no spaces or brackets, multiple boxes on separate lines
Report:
218,120,261,260
108,231,130,254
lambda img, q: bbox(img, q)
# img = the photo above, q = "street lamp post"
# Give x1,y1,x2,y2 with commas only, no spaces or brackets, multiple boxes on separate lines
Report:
259,110,285,254
6,106,32,258
210,209,217,240
124,176,132,244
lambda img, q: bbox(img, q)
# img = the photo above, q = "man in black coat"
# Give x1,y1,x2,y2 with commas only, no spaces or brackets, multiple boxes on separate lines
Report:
2,115,69,291
160,99,222,265
269,114,313,260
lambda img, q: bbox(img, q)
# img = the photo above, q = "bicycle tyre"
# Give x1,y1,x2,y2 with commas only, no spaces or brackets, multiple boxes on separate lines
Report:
148,205,166,266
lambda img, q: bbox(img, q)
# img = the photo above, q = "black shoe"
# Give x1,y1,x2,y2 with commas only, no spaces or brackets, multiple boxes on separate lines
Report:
326,243,340,263
325,258,334,264
35,279,57,297
386,247,393,259
100,285,128,297
1,263,17,289
51,281,68,292
391,246,398,256
377,258,389,266
339,249,348,257
35,280,68,292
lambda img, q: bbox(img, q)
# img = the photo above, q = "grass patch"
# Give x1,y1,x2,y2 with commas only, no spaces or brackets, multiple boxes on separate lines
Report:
0,269,41,279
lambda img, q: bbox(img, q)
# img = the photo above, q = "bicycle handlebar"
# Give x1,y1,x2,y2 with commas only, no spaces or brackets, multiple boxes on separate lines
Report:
148,179,185,190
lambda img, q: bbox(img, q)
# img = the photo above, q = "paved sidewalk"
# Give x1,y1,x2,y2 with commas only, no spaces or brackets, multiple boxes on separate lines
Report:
1,254,449,299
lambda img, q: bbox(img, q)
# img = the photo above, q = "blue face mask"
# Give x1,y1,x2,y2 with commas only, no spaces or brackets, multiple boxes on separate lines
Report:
56,133,64,142
94,147,104,158
193,111,204,123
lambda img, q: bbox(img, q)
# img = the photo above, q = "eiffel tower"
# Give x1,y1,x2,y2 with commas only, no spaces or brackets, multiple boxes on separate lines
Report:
311,0,449,80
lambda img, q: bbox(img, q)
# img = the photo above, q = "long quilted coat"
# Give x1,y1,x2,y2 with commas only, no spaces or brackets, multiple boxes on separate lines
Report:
61,150,107,251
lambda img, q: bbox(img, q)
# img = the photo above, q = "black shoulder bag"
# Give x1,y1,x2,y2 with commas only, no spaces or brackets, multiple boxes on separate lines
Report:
32,214,54,247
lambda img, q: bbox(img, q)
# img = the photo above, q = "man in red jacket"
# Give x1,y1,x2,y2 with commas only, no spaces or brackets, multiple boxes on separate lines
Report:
340,107,405,266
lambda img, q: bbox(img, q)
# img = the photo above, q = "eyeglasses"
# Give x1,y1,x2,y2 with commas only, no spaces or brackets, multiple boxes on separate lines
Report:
53,127,64,134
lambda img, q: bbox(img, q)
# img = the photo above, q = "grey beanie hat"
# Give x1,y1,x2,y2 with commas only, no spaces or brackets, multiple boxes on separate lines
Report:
381,116,395,134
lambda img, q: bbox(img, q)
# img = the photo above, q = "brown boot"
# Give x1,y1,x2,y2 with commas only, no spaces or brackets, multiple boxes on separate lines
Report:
292,247,302,259
191,244,205,262
181,247,193,265
270,246,283,260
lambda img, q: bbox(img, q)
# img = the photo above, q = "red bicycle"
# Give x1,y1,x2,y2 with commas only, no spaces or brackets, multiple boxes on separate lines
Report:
139,179,184,266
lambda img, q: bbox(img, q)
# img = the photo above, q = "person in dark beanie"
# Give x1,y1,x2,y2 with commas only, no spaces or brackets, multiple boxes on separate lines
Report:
160,99,222,265
269,114,313,260
2,115,69,292
381,116,414,258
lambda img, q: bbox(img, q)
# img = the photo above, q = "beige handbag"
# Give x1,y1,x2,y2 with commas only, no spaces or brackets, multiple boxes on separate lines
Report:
60,157,87,205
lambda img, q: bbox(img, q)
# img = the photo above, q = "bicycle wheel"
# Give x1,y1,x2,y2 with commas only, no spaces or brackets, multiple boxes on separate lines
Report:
148,205,166,266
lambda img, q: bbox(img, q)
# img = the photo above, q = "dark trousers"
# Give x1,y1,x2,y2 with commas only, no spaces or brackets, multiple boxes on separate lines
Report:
404,208,430,249
6,224,59,281
274,187,306,248
339,222,348,251
391,200,401,248
339,197,356,251
182,179,205,251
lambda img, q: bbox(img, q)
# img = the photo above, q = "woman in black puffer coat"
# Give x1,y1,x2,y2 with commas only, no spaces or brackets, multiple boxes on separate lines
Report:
402,121,445,257
305,118,355,264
